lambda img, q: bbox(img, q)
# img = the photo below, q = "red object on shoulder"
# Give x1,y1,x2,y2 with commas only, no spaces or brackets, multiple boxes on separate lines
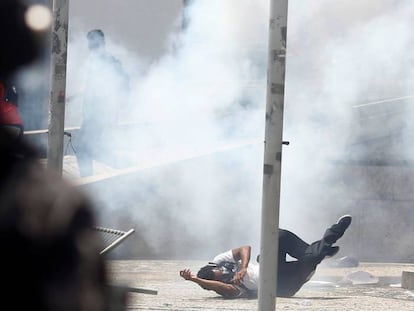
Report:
0,81,22,126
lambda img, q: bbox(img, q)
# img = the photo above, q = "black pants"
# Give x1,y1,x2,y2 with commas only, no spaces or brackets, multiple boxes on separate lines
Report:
276,225,338,297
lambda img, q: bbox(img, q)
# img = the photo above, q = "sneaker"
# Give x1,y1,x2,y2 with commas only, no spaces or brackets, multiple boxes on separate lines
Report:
337,215,352,231
323,215,352,245
325,246,340,258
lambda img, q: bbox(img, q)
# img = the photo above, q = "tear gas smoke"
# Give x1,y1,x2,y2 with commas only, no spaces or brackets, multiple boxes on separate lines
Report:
53,0,414,260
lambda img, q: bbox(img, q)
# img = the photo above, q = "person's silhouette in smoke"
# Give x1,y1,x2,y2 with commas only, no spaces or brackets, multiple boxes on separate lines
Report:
75,29,129,177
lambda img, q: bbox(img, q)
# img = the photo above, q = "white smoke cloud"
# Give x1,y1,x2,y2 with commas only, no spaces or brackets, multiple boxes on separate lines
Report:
280,0,414,255
65,0,268,259
61,0,414,260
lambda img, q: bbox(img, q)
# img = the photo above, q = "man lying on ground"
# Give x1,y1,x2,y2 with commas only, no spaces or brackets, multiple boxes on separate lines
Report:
179,215,352,298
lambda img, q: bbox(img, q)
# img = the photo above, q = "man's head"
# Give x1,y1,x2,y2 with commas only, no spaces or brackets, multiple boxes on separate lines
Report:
87,29,105,51
197,262,236,283
197,264,217,280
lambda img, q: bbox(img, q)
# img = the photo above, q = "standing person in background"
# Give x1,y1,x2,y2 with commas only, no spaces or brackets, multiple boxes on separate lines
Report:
75,29,129,177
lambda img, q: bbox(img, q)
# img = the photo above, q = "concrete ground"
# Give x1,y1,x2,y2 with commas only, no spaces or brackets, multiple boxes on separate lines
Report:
107,259,414,310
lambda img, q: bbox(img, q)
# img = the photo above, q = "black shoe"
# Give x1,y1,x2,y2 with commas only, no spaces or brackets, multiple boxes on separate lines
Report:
325,246,340,258
324,215,352,245
337,215,352,230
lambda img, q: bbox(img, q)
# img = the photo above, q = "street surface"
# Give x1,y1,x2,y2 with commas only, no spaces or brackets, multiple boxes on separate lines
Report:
107,260,414,310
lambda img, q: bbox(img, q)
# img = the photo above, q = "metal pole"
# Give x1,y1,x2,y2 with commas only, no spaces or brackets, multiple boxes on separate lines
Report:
258,0,288,310
47,0,69,175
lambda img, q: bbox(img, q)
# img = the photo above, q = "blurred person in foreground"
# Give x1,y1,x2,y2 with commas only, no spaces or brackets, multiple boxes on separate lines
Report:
0,1,123,310
180,215,352,298
0,78,23,140
75,29,129,177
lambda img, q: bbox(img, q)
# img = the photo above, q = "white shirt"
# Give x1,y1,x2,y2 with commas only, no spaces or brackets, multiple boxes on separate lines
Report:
212,250,259,291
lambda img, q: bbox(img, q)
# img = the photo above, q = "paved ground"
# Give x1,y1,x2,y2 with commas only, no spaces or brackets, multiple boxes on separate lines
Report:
107,259,414,310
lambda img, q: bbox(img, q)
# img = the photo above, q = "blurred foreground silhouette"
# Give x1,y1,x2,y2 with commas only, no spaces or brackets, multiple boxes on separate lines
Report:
0,1,125,310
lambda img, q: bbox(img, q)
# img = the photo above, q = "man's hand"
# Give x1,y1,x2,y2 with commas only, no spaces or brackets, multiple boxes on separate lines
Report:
180,268,194,281
232,267,247,285
180,268,240,297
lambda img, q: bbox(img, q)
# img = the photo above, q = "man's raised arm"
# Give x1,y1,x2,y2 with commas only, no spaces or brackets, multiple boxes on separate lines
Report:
231,245,251,285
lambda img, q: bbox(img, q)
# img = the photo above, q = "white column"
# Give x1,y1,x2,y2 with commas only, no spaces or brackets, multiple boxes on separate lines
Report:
47,0,69,175
258,0,288,310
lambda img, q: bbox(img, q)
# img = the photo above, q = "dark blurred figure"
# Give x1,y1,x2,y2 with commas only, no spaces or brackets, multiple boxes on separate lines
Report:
75,29,129,177
0,1,125,310
0,0,39,78
0,78,23,140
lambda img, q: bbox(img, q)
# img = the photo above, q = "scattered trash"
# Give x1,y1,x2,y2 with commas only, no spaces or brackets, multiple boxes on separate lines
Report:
328,256,359,268
341,271,379,285
390,283,401,288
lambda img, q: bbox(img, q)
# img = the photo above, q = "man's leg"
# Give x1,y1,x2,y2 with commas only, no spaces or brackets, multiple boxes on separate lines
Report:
277,261,318,297
76,148,93,177
276,229,323,297
276,215,352,297
278,229,310,260
302,215,352,263
257,229,312,263
257,228,340,264
75,126,94,177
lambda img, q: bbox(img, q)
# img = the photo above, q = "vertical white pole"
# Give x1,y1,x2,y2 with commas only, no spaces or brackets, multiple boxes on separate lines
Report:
258,0,288,310
47,0,69,175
